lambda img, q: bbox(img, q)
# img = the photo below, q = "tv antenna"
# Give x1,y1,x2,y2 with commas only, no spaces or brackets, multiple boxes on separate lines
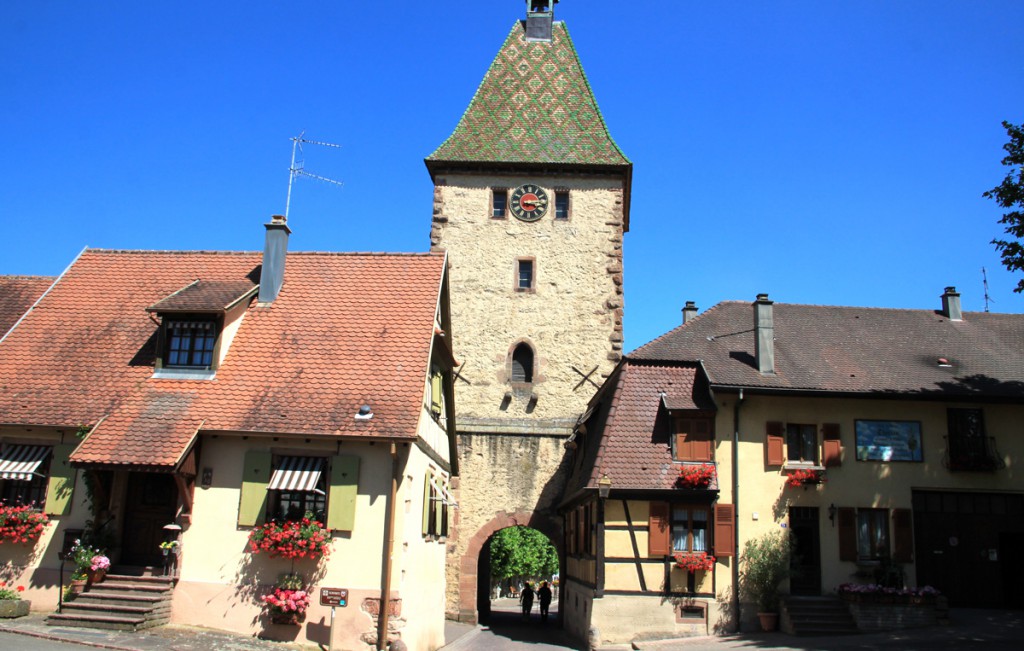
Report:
284,132,344,219
982,267,994,313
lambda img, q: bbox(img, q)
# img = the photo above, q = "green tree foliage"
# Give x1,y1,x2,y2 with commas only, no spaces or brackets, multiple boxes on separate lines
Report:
489,526,558,582
984,121,1024,292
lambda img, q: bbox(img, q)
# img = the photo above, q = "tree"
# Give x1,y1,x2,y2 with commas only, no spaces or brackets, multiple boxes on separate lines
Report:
984,121,1024,293
489,526,558,585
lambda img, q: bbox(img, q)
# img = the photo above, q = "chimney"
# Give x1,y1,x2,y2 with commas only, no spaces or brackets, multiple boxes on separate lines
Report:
754,293,775,375
941,286,962,322
258,215,291,304
682,301,698,324
525,0,557,42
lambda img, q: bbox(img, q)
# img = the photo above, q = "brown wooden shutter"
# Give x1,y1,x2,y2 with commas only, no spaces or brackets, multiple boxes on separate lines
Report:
648,501,671,557
838,507,857,561
822,423,842,467
892,508,913,562
694,419,713,462
713,503,735,557
766,421,785,466
674,432,688,462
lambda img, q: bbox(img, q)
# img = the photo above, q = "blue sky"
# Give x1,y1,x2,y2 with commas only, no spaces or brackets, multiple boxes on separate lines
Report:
2,1,1022,351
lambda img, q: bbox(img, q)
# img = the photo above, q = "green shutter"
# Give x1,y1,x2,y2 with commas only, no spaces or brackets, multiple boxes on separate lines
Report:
327,455,360,532
430,371,443,415
434,480,444,535
421,475,431,536
44,443,79,516
238,450,271,526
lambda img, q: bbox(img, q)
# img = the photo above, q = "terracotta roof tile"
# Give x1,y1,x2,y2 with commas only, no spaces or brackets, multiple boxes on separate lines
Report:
0,250,447,468
0,276,54,340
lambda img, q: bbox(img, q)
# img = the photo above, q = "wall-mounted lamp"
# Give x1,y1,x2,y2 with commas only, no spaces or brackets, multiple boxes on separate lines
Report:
598,474,612,499
828,503,838,527
201,467,213,489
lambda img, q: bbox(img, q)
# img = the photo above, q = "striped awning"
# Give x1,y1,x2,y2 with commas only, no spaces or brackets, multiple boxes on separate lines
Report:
0,445,51,481
267,457,326,495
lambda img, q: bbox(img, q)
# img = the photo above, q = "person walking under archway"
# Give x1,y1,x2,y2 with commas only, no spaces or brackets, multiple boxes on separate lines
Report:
520,582,535,620
537,581,553,623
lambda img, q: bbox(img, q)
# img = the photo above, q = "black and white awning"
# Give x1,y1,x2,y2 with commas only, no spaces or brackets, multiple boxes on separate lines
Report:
267,457,326,495
0,445,51,481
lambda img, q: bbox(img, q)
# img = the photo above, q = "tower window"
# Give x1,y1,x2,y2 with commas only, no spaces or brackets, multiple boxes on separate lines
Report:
511,344,534,383
492,189,508,218
516,258,535,292
554,191,570,220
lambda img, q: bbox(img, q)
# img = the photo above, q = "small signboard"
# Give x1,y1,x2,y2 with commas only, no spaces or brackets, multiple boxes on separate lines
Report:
321,587,348,607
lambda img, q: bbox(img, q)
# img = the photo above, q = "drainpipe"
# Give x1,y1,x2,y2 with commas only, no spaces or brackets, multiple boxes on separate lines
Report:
377,442,400,650
732,388,744,632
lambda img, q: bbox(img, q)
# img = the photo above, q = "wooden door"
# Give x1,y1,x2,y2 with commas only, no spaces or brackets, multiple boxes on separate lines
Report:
788,507,821,595
120,473,178,567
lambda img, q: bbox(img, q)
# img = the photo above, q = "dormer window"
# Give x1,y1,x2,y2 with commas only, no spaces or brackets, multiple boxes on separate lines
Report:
147,278,258,379
166,318,218,368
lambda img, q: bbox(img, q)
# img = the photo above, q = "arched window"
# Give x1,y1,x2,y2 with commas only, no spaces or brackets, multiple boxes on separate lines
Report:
511,343,534,383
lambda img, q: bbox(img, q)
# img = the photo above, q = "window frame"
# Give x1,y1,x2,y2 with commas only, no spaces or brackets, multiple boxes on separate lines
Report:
0,450,51,509
515,257,536,293
265,455,328,524
554,189,570,220
670,504,710,554
785,423,819,465
162,315,221,370
491,188,509,219
855,507,890,562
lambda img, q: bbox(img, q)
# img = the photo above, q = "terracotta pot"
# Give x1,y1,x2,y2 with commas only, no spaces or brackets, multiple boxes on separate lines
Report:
757,612,778,632
65,579,87,600
0,600,30,618
86,568,107,586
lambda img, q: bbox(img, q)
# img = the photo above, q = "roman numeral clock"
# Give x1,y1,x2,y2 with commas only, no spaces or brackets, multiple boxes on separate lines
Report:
510,184,549,221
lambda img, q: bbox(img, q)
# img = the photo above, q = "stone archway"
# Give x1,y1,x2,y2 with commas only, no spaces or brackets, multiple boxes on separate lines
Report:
457,509,562,623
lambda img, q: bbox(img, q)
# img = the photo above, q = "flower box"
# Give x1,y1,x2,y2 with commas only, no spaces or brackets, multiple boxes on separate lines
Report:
674,464,716,489
0,505,49,544
673,551,716,573
784,468,826,488
248,515,331,560
0,600,30,618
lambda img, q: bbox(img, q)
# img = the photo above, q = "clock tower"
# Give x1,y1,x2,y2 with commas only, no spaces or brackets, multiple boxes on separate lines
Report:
425,1,632,621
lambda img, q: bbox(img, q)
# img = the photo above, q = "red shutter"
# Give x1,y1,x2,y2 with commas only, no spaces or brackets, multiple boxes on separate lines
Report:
713,503,735,557
648,502,670,557
766,421,784,466
893,508,913,562
838,507,857,561
675,432,688,462
695,419,713,462
822,423,842,467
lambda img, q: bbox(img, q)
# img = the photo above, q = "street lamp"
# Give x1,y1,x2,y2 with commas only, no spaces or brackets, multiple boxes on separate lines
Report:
598,474,612,499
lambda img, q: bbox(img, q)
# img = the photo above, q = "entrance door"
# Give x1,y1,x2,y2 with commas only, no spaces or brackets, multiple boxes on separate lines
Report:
121,473,178,567
788,507,821,595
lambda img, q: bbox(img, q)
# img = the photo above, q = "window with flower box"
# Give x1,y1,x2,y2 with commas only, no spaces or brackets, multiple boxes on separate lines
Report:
648,502,734,558
238,451,360,532
0,442,77,516
765,421,842,468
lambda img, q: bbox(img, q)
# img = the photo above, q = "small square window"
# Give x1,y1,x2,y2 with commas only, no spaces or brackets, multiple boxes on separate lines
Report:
786,423,818,464
165,319,218,369
554,191,569,219
671,506,708,553
517,259,534,292
492,189,508,218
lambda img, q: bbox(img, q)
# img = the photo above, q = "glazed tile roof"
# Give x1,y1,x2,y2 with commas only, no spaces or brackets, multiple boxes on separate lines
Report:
563,361,716,499
0,250,447,468
632,300,1024,398
0,276,54,339
427,21,630,169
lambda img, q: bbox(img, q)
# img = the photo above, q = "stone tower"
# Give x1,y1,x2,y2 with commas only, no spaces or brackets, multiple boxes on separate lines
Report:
425,2,632,621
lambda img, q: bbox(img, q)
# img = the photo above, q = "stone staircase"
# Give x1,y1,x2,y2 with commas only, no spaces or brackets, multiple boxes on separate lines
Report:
47,573,174,631
781,596,860,636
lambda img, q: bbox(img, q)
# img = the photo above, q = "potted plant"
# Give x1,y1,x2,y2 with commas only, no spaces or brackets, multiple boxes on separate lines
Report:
248,513,331,560
0,504,49,544
0,583,29,618
66,540,105,591
673,550,716,573
86,553,110,586
262,574,310,625
784,468,826,488
674,464,716,489
740,530,793,631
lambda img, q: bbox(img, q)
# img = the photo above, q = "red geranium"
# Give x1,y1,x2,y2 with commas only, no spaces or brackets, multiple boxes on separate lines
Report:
0,504,50,545
673,551,716,573
674,464,716,489
247,514,331,560
785,468,826,487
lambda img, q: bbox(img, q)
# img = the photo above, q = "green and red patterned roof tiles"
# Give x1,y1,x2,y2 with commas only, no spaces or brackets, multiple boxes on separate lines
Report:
427,21,630,168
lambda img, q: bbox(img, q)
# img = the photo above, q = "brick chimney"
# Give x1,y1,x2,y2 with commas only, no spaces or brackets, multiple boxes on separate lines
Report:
941,286,962,321
682,301,698,324
258,215,291,304
754,293,775,375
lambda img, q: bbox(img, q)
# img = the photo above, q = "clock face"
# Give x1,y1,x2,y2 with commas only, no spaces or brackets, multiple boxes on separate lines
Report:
510,184,549,222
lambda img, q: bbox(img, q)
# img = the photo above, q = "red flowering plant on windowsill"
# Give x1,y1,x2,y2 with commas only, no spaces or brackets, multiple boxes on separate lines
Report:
674,464,716,489
0,504,49,545
785,468,826,488
673,551,716,573
247,513,331,560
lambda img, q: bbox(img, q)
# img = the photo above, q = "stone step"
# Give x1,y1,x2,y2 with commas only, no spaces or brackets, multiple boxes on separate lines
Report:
60,602,172,620
89,581,171,594
47,612,148,632
74,592,167,608
103,573,175,586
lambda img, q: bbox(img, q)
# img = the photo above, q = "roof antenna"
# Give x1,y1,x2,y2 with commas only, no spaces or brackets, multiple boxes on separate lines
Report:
284,132,344,219
982,267,994,313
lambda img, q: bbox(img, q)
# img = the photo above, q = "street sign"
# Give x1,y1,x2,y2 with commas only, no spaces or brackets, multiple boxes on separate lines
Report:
321,587,348,607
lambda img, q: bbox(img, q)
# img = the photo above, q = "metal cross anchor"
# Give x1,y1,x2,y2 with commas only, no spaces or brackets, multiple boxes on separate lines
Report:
572,365,600,391
453,360,472,385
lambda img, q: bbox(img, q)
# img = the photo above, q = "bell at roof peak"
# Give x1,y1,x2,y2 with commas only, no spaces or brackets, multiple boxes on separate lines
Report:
525,0,558,42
